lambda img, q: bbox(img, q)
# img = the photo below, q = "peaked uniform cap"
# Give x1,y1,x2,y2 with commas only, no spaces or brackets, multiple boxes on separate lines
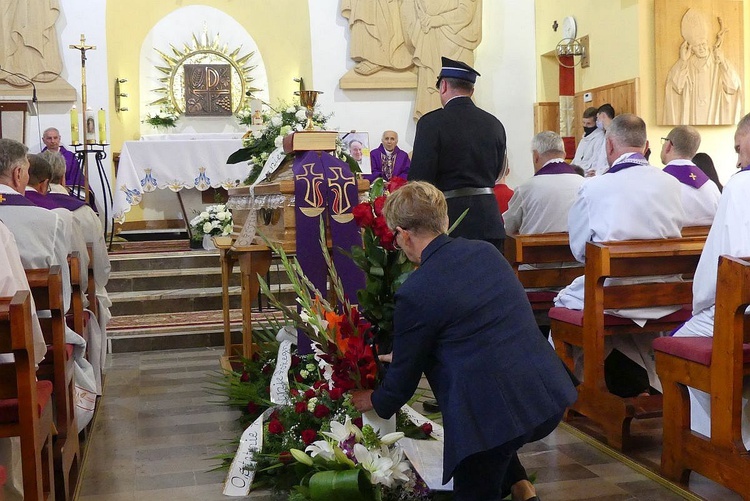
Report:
437,57,480,84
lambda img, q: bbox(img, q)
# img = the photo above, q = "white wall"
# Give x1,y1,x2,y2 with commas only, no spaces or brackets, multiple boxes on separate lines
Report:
33,0,111,218
309,0,538,187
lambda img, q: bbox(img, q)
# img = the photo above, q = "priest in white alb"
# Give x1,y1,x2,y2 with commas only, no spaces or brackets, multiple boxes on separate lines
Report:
672,113,750,447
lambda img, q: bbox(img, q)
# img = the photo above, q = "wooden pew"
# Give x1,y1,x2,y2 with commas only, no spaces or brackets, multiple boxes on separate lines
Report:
653,255,750,497
67,253,85,338
25,266,80,501
0,291,55,501
504,233,582,325
549,237,705,449
681,225,711,238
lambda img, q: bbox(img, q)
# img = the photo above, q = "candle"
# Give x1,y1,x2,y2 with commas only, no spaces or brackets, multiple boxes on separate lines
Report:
70,106,79,144
84,107,96,144
98,108,106,144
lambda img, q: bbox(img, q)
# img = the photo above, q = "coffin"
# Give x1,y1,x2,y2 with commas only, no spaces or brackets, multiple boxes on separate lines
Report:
227,177,369,253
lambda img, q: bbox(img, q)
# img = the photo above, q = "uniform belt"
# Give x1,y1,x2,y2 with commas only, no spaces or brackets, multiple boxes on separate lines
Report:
442,187,494,199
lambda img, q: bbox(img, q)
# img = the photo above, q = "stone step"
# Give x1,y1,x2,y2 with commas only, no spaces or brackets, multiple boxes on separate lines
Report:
107,267,242,293
107,308,287,353
108,284,299,316
108,250,221,273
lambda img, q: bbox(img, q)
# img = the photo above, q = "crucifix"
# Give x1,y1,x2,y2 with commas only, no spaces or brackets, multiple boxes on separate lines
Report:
69,34,96,203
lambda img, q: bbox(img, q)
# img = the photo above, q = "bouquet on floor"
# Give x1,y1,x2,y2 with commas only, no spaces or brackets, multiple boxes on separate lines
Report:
212,222,443,500
188,203,233,240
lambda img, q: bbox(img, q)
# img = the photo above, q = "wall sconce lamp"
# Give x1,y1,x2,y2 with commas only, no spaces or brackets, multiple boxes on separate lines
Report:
555,36,590,68
115,78,128,112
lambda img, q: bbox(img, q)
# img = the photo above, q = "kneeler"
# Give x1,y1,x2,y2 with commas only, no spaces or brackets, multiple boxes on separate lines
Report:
0,291,55,501
25,266,81,501
653,255,750,498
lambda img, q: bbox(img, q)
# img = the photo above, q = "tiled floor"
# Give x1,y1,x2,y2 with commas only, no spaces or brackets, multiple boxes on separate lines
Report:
77,348,735,500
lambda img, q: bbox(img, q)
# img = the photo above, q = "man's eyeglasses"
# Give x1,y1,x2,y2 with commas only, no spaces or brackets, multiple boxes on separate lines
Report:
392,228,401,250
661,137,671,145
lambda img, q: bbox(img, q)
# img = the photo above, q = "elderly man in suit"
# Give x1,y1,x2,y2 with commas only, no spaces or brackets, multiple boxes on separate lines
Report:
408,57,506,251
352,181,577,501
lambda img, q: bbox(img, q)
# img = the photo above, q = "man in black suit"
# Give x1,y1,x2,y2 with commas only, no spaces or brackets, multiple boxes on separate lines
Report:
352,182,577,501
408,57,506,250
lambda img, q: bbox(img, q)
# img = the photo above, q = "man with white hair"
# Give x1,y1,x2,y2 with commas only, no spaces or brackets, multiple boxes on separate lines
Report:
367,130,410,182
503,131,584,235
41,127,82,187
660,125,721,226
663,8,742,125
673,112,750,448
554,114,686,395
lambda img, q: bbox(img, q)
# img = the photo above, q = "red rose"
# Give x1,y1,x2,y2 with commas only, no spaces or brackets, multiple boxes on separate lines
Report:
262,364,273,374
328,387,344,400
420,423,433,436
352,416,363,429
278,451,292,464
252,352,260,362
291,355,301,367
387,176,407,192
373,196,387,217
313,404,331,419
290,389,299,396
294,402,307,414
268,419,285,434
294,373,305,382
246,401,259,415
301,429,318,445
239,371,250,383
304,389,316,399
352,203,375,228
313,380,326,390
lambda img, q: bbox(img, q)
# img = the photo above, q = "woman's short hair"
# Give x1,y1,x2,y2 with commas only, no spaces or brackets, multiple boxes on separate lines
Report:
383,181,448,235
39,150,67,184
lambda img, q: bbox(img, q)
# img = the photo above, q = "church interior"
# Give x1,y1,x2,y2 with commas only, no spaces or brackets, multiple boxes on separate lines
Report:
2,0,750,500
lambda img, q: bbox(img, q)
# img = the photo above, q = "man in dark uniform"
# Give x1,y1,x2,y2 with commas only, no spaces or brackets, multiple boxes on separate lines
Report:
408,57,506,250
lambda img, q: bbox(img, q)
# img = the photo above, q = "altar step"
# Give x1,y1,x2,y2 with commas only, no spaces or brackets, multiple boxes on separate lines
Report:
107,246,297,353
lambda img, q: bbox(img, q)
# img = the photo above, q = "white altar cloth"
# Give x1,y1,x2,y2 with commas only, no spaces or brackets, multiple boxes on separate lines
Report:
140,132,245,141
113,138,248,222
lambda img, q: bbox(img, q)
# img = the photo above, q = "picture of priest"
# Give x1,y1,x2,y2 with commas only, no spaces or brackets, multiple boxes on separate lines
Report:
408,57,506,251
365,130,410,182
352,181,577,501
41,127,82,187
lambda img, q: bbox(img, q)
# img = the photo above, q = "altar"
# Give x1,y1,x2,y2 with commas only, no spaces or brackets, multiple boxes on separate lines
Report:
112,133,250,222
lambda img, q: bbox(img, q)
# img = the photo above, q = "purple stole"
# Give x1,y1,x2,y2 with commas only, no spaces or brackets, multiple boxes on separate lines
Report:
534,161,577,176
23,190,61,209
0,193,37,207
663,163,709,189
47,193,87,211
293,151,365,354
606,153,650,174
740,165,750,173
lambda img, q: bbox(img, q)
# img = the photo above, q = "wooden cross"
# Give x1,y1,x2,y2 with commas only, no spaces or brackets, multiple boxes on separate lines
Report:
69,34,96,66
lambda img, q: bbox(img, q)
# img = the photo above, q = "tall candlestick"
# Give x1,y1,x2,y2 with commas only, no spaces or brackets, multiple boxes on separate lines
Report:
98,108,106,144
70,106,79,144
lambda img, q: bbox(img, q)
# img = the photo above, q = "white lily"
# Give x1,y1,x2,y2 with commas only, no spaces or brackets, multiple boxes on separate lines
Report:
385,446,411,485
305,440,335,461
353,443,395,487
322,415,363,443
379,432,404,446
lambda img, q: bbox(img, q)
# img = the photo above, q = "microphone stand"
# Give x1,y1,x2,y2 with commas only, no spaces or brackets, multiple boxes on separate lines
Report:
0,66,41,147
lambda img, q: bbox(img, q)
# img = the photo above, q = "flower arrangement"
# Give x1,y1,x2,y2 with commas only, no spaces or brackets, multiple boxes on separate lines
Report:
188,203,233,240
143,102,179,129
350,177,415,352
228,100,332,185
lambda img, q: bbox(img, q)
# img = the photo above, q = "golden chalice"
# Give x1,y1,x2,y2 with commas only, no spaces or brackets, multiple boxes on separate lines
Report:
295,90,323,130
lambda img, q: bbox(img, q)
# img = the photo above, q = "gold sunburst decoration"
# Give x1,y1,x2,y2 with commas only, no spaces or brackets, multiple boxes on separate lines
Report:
151,30,256,114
